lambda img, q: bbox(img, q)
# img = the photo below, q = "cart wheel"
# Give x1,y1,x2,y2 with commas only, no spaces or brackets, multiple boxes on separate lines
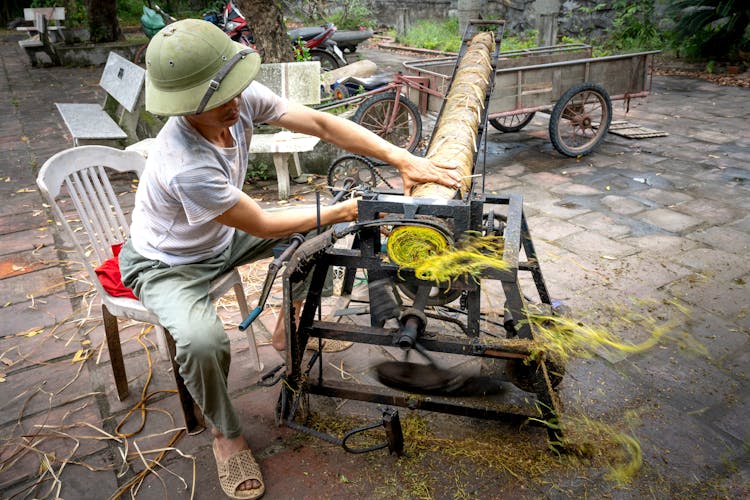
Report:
489,112,536,133
327,154,378,195
333,83,350,100
548,82,612,157
352,91,422,153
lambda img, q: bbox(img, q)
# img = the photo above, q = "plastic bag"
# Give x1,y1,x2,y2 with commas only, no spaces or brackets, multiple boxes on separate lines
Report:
141,6,165,38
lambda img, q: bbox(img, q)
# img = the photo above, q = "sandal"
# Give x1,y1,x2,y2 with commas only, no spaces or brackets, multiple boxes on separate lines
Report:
213,441,265,499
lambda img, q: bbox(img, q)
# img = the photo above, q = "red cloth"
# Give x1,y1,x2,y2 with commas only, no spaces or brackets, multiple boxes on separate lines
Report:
94,243,137,299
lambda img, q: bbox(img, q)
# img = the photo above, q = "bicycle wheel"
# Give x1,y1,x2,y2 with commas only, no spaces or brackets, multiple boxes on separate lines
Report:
352,91,422,153
489,112,536,133
548,82,612,157
327,155,377,195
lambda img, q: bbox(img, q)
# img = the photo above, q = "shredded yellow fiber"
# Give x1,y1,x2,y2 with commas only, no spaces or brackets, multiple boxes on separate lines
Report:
388,229,508,284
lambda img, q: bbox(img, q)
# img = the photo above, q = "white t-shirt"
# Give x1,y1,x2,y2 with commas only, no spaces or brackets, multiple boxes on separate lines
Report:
129,81,288,265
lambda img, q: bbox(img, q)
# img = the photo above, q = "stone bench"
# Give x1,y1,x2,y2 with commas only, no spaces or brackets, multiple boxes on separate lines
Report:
252,61,322,200
249,132,322,200
18,9,65,67
55,52,146,147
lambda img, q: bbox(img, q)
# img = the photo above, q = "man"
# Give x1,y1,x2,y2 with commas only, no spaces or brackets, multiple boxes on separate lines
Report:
119,19,460,499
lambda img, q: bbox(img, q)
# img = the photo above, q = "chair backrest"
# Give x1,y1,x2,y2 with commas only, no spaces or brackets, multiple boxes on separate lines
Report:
100,52,146,113
36,146,145,296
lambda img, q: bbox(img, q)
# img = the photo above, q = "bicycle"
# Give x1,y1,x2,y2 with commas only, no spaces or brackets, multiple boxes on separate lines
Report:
320,72,446,153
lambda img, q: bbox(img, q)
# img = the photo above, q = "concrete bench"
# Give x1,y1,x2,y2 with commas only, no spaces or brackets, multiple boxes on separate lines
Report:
17,7,66,41
251,61,322,199
18,9,65,66
249,132,321,200
56,52,146,147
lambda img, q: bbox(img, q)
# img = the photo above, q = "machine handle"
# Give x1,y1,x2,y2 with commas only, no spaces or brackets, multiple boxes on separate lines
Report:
238,233,306,331
239,306,263,331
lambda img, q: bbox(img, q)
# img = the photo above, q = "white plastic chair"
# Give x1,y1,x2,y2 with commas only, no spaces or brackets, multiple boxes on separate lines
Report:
37,145,262,433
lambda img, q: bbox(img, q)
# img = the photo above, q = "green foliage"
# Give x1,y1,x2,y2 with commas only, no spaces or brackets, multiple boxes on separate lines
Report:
605,0,664,51
294,37,311,62
247,162,270,182
326,0,376,30
292,0,376,30
668,0,750,60
399,18,537,54
399,17,461,52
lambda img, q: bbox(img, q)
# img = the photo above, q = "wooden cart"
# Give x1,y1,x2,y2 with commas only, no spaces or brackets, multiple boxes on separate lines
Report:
403,44,660,157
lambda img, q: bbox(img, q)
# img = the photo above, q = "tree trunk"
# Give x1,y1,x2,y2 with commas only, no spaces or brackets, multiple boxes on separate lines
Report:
87,0,123,43
236,0,295,63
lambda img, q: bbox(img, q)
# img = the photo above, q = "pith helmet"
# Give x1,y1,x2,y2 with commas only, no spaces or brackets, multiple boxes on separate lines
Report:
145,18,261,116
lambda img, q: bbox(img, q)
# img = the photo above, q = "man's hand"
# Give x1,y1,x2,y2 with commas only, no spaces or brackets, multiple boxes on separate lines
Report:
395,153,462,195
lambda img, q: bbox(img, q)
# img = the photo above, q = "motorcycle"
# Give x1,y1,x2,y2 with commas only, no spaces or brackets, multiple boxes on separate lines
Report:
203,0,252,46
203,2,347,71
289,23,347,71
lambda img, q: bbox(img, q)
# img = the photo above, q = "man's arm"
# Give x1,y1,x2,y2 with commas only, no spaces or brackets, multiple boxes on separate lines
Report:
214,191,358,238
268,103,462,194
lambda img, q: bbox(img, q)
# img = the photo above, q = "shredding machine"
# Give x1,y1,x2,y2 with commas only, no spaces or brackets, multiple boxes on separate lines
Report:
269,21,565,453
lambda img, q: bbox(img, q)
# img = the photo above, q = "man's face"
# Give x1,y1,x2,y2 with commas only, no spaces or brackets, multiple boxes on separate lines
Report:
191,95,241,129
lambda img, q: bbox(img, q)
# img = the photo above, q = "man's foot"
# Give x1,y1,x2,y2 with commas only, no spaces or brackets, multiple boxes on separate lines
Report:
212,430,262,494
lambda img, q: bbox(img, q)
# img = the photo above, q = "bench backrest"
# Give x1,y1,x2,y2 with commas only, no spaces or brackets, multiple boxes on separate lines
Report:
24,7,65,22
99,52,146,113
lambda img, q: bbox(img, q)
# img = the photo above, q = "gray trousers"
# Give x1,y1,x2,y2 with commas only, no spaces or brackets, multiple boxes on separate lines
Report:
119,231,285,438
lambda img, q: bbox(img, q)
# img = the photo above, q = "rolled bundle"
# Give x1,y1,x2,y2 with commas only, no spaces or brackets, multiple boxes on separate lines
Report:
411,31,495,200
387,31,497,280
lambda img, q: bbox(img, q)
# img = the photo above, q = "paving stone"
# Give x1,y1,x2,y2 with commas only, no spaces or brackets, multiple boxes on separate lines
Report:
637,187,694,207
686,226,750,254
569,212,633,239
665,247,750,281
622,233,701,254
729,214,750,232
634,208,703,234
556,230,638,259
527,215,584,241
600,194,649,215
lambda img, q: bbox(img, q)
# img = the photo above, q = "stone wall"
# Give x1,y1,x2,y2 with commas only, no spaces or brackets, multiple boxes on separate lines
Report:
366,0,621,42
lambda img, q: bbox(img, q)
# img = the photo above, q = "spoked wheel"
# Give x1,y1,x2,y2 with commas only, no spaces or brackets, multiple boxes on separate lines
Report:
548,82,612,157
352,92,422,152
327,155,378,195
489,112,536,133
310,49,341,71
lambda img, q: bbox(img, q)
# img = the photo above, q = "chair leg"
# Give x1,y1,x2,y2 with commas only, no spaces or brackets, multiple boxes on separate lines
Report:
102,305,129,401
154,325,171,362
233,281,263,372
164,329,206,435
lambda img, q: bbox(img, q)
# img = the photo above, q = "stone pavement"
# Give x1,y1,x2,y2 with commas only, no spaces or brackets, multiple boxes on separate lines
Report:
1,30,749,499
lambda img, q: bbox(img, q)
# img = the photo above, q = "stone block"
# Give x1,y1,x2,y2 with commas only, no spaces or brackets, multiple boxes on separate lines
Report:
638,187,694,206
601,194,649,215
556,230,637,259
665,247,750,281
526,215,583,241
687,226,750,254
635,208,702,234
569,212,632,239
255,61,321,105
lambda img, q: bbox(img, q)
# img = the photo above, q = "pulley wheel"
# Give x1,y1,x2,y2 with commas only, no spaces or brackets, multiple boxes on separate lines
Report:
375,361,466,394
